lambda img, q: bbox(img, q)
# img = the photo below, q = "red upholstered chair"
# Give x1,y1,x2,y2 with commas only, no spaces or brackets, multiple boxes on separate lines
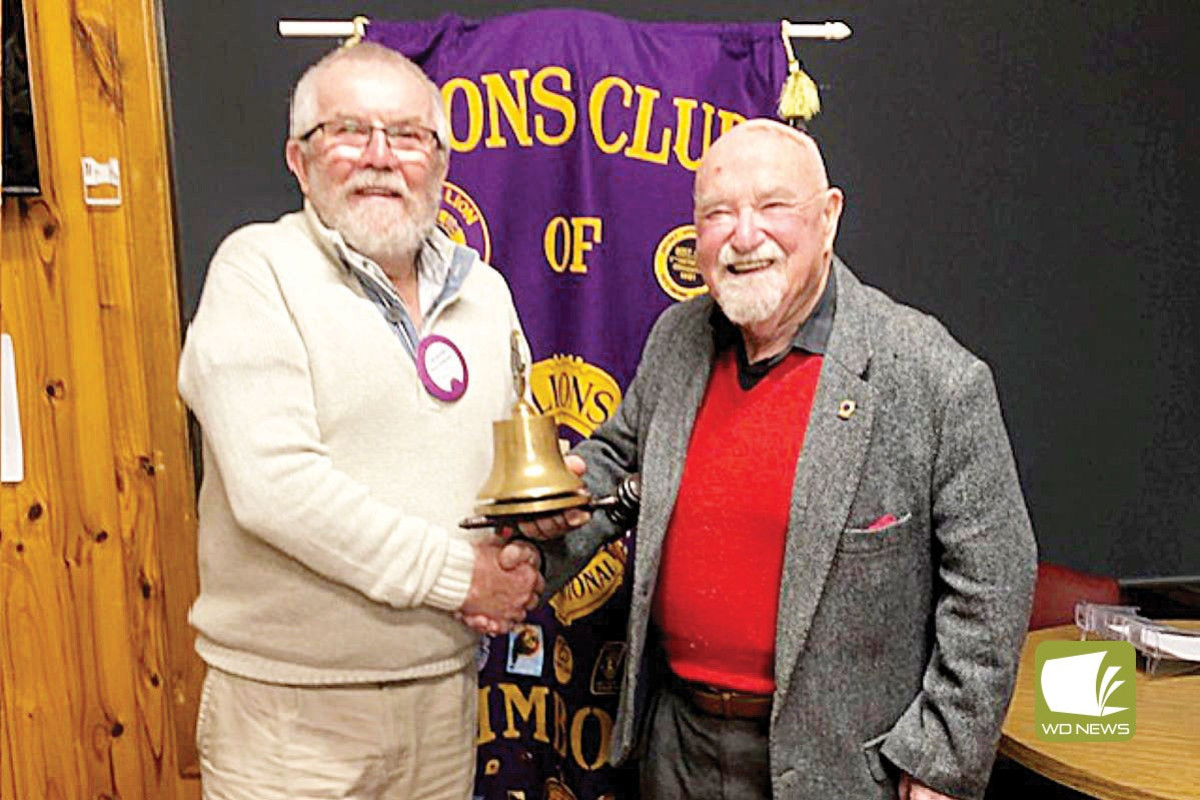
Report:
1029,562,1121,630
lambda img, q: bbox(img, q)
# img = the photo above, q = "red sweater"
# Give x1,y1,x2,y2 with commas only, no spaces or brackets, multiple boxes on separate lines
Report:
652,346,821,694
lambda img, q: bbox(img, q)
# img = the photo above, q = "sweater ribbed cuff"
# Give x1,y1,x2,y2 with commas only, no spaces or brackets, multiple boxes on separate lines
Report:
425,537,475,611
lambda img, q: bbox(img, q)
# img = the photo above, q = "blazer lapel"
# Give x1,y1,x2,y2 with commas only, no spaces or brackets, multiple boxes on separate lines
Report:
615,307,714,755
637,307,715,596
773,260,877,713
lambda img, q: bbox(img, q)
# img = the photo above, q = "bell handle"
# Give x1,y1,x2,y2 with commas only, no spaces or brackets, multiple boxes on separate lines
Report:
459,473,640,530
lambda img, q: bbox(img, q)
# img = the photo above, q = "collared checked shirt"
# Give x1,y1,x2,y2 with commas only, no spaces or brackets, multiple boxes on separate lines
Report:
305,203,471,361
711,265,837,390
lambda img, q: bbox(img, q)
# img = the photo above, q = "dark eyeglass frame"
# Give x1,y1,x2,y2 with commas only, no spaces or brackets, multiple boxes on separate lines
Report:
297,118,443,154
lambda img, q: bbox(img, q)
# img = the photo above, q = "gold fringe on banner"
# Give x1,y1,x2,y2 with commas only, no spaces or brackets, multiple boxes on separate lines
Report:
777,19,821,129
344,15,370,47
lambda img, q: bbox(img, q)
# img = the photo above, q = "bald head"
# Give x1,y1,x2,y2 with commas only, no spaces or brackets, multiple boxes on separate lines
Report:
692,118,844,355
696,119,829,207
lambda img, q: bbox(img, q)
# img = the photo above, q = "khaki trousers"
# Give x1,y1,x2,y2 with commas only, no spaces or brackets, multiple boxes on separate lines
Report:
197,666,476,800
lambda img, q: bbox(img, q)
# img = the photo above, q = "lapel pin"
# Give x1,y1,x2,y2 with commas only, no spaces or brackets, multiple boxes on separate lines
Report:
837,399,856,420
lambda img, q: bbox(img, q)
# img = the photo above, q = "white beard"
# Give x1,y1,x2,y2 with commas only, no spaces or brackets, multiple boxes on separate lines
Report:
708,241,788,325
312,168,441,264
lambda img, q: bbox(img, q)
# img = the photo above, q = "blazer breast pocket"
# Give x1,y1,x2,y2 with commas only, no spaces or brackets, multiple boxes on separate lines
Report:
838,512,911,554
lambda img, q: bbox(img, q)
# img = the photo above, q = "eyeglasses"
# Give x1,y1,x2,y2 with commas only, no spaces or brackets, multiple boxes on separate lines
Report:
298,117,443,158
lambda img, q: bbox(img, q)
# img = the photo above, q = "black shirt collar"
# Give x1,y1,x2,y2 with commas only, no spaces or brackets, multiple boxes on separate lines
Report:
710,265,837,390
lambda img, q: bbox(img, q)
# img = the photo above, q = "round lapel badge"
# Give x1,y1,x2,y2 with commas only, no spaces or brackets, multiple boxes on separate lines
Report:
416,335,468,402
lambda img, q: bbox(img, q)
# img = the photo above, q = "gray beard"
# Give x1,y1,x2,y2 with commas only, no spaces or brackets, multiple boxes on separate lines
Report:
711,267,787,325
323,187,440,265
308,165,442,265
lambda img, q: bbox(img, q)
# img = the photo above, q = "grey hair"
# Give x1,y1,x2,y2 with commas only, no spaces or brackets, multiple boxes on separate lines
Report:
288,42,448,159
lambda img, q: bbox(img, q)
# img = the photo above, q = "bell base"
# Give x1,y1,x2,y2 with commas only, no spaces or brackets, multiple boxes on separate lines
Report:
460,491,592,529
474,490,591,518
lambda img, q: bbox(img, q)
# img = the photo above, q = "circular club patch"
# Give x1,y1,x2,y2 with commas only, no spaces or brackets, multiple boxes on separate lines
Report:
437,181,492,263
653,223,708,302
416,335,468,402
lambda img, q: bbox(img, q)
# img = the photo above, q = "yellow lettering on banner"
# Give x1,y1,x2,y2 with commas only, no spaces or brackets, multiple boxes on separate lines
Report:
543,216,603,274
570,707,613,770
482,69,534,148
530,355,622,437
442,78,484,152
481,683,620,772
442,185,479,225
673,97,716,171
589,76,632,154
549,540,628,625
477,686,497,745
625,84,671,165
718,108,746,136
531,66,576,146
570,217,602,273
544,216,571,273
553,690,569,757
443,69,746,168
500,684,550,743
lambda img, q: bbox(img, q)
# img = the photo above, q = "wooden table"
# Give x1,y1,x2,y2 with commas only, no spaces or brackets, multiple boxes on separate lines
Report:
1000,621,1200,800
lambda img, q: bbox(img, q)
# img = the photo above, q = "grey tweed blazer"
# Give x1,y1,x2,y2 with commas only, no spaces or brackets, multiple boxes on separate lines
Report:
543,258,1037,800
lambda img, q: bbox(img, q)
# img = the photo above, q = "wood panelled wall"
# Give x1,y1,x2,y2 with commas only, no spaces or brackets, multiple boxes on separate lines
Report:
1,1,202,798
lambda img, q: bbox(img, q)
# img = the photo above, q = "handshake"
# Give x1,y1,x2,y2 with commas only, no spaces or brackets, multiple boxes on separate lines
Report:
456,455,591,636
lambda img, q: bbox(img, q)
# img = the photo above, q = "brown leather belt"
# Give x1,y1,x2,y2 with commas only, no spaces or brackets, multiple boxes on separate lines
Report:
672,676,772,720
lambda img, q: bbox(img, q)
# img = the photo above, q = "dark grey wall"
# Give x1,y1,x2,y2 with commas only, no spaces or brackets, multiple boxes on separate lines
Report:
162,1,1200,579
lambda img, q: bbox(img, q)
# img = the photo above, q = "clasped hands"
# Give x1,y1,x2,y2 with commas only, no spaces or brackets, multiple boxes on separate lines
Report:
456,536,545,636
457,455,591,636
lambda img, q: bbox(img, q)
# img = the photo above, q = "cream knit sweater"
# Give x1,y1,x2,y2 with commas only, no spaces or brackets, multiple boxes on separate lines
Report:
179,210,520,684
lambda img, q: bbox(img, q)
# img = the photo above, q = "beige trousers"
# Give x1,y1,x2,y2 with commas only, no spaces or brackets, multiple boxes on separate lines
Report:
197,666,476,800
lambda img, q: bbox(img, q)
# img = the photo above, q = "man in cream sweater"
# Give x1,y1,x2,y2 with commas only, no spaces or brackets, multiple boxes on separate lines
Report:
178,42,540,800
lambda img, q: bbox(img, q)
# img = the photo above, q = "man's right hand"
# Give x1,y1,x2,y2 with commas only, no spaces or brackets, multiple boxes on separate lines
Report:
513,454,592,541
459,537,544,635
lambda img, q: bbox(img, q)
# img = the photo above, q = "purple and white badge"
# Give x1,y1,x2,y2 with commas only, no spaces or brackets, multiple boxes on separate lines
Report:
416,335,468,402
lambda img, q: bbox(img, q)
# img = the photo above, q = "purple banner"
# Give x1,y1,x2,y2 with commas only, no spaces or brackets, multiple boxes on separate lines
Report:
370,10,783,800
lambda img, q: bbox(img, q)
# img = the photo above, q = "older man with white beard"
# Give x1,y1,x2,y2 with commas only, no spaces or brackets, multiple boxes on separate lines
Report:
178,42,542,800
530,119,1037,800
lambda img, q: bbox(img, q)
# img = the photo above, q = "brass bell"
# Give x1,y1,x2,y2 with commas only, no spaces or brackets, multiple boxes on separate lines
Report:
473,397,590,517
470,331,590,522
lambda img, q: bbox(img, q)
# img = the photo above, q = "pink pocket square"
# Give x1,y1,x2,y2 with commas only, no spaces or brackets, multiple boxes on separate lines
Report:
865,514,898,531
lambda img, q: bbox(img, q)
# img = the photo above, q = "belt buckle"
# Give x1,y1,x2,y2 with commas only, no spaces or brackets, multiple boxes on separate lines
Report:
719,689,734,717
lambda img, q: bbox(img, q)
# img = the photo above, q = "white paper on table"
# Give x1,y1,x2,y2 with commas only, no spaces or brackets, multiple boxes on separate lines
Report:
1104,621,1200,663
1143,628,1200,662
1,333,24,483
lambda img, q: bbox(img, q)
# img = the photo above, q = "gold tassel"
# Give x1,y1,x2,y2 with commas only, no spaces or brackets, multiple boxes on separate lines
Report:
777,20,821,125
343,15,369,48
